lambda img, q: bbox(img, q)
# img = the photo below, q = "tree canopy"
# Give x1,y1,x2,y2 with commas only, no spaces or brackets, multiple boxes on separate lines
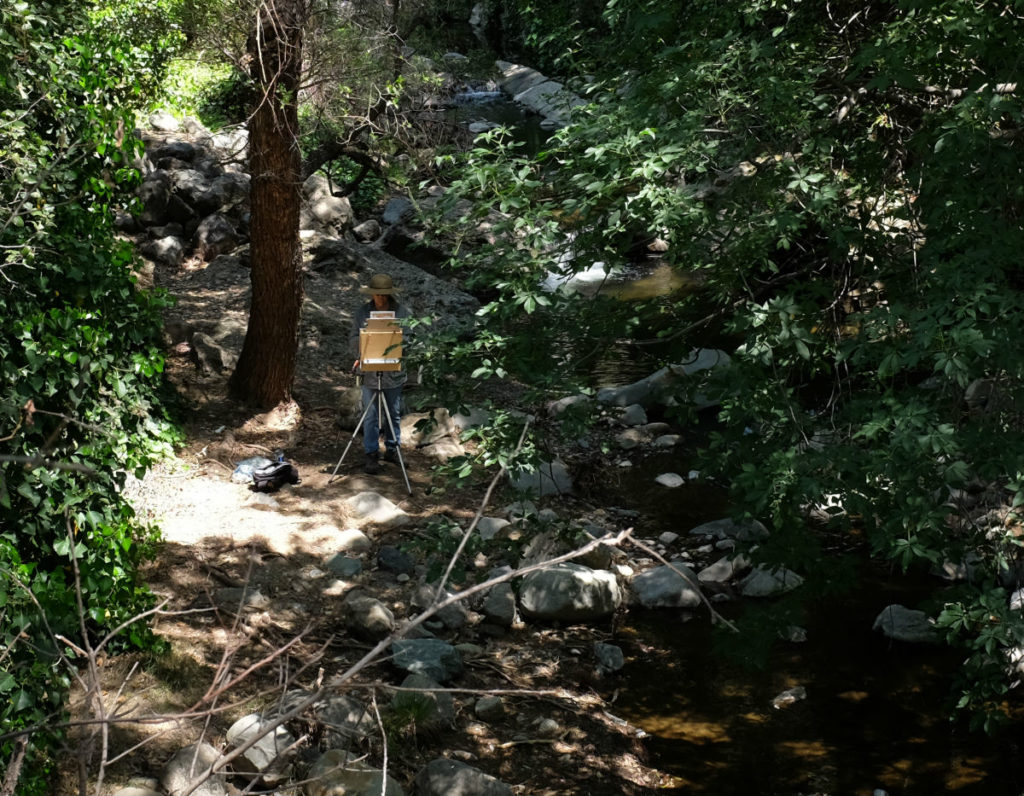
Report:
424,0,1024,728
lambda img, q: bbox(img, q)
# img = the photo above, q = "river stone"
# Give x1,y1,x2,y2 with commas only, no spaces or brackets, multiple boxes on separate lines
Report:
331,527,372,553
596,349,731,409
411,584,470,629
617,404,648,426
341,593,395,640
509,458,573,497
519,563,621,621
391,673,455,728
113,789,161,796
225,714,295,778
631,561,702,609
655,472,685,488
316,694,375,747
326,554,362,577
162,742,228,796
414,758,513,796
377,545,415,574
345,492,409,529
477,516,510,540
698,553,751,584
594,642,625,673
739,565,804,597
306,753,405,796
475,695,505,720
391,638,464,682
688,517,769,541
872,604,939,643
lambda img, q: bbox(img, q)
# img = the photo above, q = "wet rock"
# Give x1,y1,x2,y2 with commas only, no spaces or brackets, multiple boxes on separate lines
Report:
631,561,702,609
872,604,939,643
739,565,804,597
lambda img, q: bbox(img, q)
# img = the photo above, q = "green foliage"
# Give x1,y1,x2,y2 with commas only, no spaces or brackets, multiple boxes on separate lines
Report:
1,0,181,786
161,59,243,129
419,0,1024,729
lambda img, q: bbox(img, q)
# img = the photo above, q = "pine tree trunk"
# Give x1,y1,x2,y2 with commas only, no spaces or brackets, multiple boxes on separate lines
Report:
229,0,306,408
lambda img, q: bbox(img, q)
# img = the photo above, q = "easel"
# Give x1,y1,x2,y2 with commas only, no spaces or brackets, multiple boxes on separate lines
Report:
329,314,412,494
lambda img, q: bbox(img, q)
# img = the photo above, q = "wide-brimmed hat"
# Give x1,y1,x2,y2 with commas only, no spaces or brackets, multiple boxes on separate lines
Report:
358,273,397,295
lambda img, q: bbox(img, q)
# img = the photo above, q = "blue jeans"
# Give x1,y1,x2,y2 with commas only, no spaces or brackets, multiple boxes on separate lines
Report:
361,385,401,456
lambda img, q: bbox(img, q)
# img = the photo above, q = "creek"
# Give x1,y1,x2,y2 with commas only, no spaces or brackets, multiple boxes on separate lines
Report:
593,451,1024,795
450,73,1024,795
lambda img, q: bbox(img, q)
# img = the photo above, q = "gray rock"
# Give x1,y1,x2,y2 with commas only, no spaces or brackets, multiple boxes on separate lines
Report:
739,565,804,597
326,554,362,578
112,789,161,796
872,604,939,643
161,743,228,796
509,458,573,497
596,349,731,409
481,581,516,627
474,695,504,720
214,586,270,611
225,713,295,778
335,527,372,553
192,213,238,260
547,394,593,416
191,332,237,374
353,219,382,242
617,404,648,426
345,492,409,528
519,563,621,621
140,235,185,268
631,561,702,609
655,473,685,488
594,642,624,673
411,583,470,630
391,673,455,728
414,758,513,796
382,197,415,225
341,593,395,640
377,545,415,574
306,753,405,796
315,695,375,747
688,517,769,542
477,516,510,541
391,638,464,682
698,553,751,584
148,109,180,131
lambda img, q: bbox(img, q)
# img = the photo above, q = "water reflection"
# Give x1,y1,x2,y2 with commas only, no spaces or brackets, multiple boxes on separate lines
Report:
598,456,1024,795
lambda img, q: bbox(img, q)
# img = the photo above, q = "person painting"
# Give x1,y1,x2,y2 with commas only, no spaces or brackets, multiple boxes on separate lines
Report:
349,273,409,474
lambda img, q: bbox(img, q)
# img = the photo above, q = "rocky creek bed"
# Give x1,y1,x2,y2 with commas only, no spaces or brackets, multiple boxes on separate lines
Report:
67,105,1024,796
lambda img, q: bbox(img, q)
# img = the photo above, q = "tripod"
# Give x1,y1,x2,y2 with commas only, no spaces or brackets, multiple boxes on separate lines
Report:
329,370,412,494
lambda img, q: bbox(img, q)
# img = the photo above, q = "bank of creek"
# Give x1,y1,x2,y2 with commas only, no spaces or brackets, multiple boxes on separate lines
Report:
79,70,1024,796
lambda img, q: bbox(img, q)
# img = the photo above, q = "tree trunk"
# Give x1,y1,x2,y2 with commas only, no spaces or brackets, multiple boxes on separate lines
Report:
229,0,307,408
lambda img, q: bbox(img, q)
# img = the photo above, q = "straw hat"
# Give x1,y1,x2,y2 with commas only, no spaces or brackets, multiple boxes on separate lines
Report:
358,273,397,295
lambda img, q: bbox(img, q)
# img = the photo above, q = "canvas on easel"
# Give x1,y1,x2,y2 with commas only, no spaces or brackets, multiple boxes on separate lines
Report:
360,314,403,371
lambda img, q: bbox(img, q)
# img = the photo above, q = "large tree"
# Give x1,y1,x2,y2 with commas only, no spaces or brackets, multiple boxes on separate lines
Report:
228,0,309,407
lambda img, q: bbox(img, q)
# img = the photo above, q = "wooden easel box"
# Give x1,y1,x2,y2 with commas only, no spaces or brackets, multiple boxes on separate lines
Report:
360,327,403,371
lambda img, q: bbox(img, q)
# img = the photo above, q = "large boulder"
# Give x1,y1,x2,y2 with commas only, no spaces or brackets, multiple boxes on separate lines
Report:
631,561,703,609
518,563,621,621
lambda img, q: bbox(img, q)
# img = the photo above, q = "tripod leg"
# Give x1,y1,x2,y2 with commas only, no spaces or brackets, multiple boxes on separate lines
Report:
328,396,376,484
378,389,412,495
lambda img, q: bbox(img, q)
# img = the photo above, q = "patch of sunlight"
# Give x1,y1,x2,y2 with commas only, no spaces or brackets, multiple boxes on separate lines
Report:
739,711,770,724
642,717,732,743
837,690,870,702
775,740,834,760
946,757,988,788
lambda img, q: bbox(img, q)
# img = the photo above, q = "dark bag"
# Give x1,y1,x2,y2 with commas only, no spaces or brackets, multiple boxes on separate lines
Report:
252,461,300,492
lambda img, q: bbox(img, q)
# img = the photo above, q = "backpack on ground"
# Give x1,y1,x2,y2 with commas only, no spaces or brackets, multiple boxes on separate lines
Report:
252,460,300,492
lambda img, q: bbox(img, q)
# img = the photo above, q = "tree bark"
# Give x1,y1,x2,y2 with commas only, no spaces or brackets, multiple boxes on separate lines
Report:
229,0,307,408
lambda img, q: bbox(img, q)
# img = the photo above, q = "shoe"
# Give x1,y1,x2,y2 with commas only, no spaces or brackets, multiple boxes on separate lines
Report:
363,453,380,474
383,448,399,464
